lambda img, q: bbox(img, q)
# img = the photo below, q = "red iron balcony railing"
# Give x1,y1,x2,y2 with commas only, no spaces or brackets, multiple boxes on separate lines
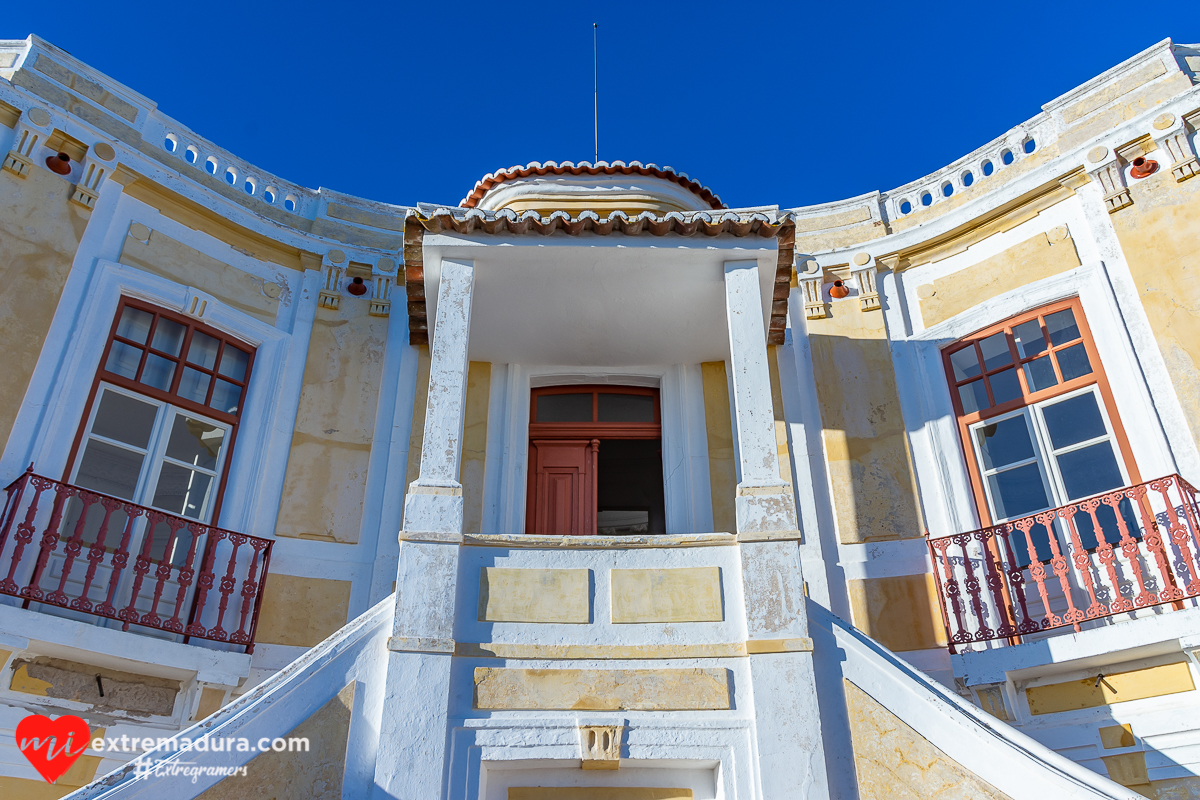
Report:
0,468,272,653
928,474,1200,654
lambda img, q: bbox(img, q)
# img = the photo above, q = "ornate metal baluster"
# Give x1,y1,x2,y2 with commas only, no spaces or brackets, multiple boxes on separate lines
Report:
0,466,33,554
1017,516,1059,630
98,504,142,618
165,522,204,633
1173,475,1200,595
999,523,1036,636
1128,484,1180,602
21,483,71,603
185,529,225,638
927,533,957,654
1062,503,1107,619
230,538,268,645
0,475,48,595
976,526,1011,640
932,537,968,648
141,516,184,630
957,533,993,641
209,534,246,642
1155,477,1200,595
47,491,97,606
1042,509,1085,631
1101,491,1152,608
73,497,119,613
242,539,272,654
120,511,163,629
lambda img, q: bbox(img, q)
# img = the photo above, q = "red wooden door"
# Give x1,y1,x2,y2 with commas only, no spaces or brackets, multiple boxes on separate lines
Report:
526,439,598,535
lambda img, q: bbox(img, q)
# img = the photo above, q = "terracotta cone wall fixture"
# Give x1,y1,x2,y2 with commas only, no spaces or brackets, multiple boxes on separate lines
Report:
829,279,850,299
347,277,368,296
1131,157,1159,179
45,152,71,175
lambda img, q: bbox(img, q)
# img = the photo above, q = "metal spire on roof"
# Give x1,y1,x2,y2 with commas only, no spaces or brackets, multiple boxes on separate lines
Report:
593,22,599,163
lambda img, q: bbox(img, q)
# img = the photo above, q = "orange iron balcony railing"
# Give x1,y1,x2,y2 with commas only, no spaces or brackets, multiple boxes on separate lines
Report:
0,467,272,653
927,474,1200,654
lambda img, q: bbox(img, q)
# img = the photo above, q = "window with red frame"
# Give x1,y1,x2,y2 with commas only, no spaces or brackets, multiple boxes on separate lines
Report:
943,298,1139,562
63,299,255,558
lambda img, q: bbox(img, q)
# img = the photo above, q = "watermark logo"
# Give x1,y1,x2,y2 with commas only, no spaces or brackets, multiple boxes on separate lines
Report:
15,714,90,784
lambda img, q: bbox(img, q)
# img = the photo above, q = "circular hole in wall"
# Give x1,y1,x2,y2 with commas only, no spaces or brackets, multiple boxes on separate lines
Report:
962,170,974,187
920,191,933,206
185,146,199,164
1023,137,1036,154
244,179,255,195
205,157,218,175
263,187,277,204
284,194,297,212
163,134,178,153
224,168,237,185
1002,149,1015,165
899,199,912,215
982,159,994,176
942,182,953,198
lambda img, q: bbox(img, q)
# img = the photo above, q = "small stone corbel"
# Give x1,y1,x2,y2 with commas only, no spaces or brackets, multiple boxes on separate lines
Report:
318,250,346,310
1152,113,1199,183
850,252,880,312
370,256,397,317
579,724,622,770
2,106,53,178
69,140,117,209
795,256,826,320
1085,146,1132,213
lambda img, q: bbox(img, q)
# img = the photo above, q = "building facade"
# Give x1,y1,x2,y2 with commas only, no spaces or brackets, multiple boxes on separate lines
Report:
0,32,1198,800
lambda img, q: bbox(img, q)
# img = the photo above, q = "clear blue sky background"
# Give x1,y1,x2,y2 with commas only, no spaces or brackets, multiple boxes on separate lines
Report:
6,3,1197,210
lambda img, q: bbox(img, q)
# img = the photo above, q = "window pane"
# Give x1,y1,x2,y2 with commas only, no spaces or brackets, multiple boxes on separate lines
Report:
218,346,249,381
151,462,213,519
186,332,220,369
988,462,1051,520
141,354,175,391
91,390,158,448
178,366,211,404
165,415,225,470
210,379,242,414
598,393,654,422
1056,343,1093,382
151,318,186,356
1045,309,1081,346
1056,441,1124,500
958,380,988,414
949,347,981,381
536,393,592,422
1042,392,1106,449
1012,320,1048,359
105,341,142,379
976,416,1035,470
75,440,145,500
1023,356,1058,393
989,367,1022,405
115,307,153,343
979,333,1013,372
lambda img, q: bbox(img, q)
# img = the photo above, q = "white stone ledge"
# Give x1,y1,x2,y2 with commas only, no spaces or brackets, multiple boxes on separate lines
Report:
0,603,251,685
460,532,737,549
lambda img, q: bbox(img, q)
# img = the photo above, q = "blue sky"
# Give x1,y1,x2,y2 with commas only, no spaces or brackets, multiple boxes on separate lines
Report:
5,3,1197,210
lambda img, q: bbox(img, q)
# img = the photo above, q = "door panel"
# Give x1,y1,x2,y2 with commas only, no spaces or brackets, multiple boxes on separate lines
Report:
528,439,596,535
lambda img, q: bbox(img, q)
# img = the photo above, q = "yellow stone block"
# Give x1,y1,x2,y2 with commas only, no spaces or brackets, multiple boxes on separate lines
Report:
473,667,730,711
610,567,723,624
478,567,590,623
1026,661,1195,715
1100,724,1136,749
847,574,946,652
193,687,227,721
1101,752,1149,788
255,574,352,647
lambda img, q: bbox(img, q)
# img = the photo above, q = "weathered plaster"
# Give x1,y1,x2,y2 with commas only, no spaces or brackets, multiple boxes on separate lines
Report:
509,790,693,800
917,229,1082,328
459,360,491,534
1025,659,1195,715
9,657,178,716
196,682,354,800
118,228,279,324
610,567,723,624
846,575,946,653
477,567,590,623
844,680,1013,800
808,299,922,544
0,164,87,455
254,573,352,648
274,297,388,543
701,361,737,534
472,667,731,711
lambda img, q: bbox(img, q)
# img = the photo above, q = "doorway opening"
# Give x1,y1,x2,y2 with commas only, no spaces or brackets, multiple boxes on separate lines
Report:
526,386,664,536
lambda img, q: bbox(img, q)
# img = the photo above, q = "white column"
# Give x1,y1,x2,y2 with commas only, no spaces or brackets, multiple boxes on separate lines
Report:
723,260,799,535
402,259,475,534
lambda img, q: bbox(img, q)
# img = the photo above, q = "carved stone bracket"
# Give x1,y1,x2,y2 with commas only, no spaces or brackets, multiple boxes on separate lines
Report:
1086,146,1132,213
318,249,346,311
370,256,398,317
1152,113,1199,183
69,140,116,209
850,252,880,312
795,256,826,320
2,107,53,178
579,725,623,770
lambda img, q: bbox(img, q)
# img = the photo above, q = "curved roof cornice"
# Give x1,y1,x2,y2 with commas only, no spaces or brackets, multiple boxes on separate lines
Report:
460,160,726,211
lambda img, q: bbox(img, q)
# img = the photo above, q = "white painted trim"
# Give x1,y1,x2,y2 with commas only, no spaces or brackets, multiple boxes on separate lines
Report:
480,364,714,535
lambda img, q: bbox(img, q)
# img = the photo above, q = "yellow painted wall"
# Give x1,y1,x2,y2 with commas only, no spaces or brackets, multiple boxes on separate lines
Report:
1025,660,1195,715
274,298,389,543
916,228,1081,328
459,361,491,534
701,361,736,534
844,680,1013,799
807,300,921,544
118,228,280,325
766,346,795,497
401,345,431,529
254,574,352,648
0,165,89,457
1110,165,1200,454
847,574,947,653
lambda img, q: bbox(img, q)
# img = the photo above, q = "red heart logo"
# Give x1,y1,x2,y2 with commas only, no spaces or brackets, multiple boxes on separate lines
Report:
15,714,91,784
